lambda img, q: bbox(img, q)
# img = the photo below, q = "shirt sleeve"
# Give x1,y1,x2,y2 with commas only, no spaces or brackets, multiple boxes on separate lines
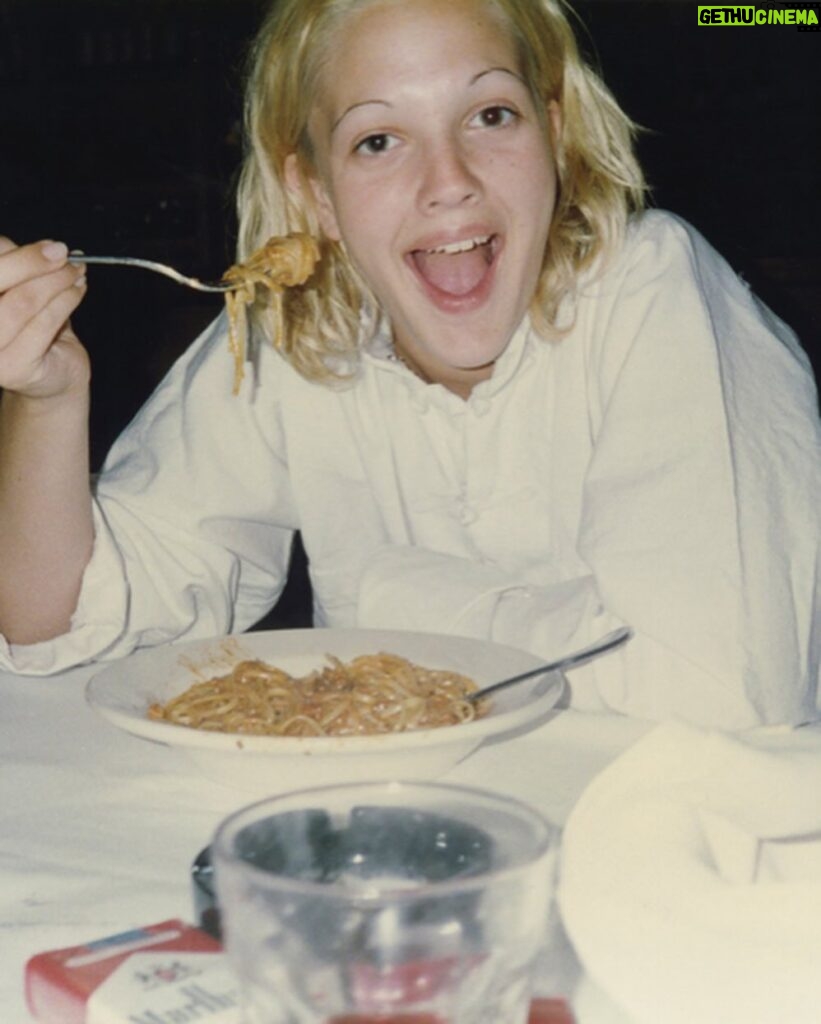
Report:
0,315,297,675
357,214,821,729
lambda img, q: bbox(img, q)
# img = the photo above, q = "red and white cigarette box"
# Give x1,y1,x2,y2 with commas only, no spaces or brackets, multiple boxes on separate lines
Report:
25,919,239,1024
25,919,575,1024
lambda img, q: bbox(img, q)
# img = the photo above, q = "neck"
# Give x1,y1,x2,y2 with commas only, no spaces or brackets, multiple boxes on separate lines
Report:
391,339,494,399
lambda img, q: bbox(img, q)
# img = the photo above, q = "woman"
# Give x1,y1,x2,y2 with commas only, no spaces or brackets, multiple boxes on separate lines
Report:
0,0,817,728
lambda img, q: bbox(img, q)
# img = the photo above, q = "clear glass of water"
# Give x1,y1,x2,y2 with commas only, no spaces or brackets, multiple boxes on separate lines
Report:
212,780,558,1024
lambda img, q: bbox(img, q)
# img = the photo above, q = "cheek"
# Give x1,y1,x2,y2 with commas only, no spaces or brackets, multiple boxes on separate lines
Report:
489,133,557,201
525,139,559,193
333,175,406,256
340,170,399,214
521,151,559,234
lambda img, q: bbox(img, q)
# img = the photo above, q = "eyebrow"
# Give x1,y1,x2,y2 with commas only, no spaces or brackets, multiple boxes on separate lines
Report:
331,100,391,134
330,65,526,134
472,66,526,87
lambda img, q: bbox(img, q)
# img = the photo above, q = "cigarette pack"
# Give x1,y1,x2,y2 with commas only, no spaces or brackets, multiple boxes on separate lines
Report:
529,997,576,1024
25,919,574,1024
25,919,239,1024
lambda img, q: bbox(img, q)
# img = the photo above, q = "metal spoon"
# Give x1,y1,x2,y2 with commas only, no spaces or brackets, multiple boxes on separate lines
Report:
68,253,236,293
468,625,633,703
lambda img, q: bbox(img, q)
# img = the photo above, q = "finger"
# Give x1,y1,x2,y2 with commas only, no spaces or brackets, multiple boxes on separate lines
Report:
0,238,72,292
0,257,85,339
0,269,87,362
0,279,88,391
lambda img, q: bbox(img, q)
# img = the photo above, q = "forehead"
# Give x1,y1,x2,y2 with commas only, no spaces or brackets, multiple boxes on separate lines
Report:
313,0,519,116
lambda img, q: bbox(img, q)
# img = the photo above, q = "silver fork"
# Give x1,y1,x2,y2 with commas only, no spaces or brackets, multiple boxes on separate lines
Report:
67,253,236,293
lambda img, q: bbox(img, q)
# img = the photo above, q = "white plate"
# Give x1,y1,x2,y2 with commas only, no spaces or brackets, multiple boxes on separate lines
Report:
86,628,564,792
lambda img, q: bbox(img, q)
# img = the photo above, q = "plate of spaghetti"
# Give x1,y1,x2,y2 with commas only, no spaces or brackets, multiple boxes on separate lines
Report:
86,629,564,792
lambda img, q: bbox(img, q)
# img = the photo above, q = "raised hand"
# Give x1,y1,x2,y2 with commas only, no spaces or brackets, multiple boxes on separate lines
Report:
0,237,89,400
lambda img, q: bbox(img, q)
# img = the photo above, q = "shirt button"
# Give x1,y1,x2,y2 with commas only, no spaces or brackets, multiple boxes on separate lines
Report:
471,397,491,417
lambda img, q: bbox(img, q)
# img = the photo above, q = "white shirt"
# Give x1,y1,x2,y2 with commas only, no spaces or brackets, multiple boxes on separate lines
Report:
4,211,819,729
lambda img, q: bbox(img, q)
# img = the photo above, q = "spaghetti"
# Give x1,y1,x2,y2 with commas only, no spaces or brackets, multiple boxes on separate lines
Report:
222,233,320,394
147,653,487,737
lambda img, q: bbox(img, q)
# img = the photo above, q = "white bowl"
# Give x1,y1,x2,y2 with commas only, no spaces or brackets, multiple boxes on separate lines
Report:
86,628,564,792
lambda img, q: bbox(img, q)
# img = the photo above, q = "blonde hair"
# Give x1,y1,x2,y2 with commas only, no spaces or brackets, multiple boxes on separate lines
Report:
236,0,645,382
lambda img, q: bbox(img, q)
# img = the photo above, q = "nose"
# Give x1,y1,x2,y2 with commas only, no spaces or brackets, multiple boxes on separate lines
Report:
417,135,480,211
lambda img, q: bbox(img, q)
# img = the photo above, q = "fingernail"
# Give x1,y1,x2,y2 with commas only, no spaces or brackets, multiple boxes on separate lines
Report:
74,273,87,288
41,240,68,261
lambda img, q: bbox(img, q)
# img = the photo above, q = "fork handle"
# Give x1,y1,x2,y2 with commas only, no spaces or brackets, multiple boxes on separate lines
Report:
67,254,233,293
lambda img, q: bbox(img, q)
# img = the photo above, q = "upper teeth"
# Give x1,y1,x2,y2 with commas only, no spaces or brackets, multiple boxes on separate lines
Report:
427,235,491,255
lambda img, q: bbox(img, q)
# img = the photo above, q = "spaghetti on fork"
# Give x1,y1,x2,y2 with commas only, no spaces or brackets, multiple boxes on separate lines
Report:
222,233,320,394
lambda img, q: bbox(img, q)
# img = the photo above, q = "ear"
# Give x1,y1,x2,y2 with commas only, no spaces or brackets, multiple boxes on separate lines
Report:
284,153,342,242
546,99,562,149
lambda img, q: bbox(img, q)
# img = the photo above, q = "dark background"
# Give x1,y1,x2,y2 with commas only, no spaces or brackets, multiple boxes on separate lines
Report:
1,0,818,626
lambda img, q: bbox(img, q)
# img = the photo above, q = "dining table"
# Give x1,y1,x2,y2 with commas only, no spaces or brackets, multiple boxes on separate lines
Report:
3,646,819,1023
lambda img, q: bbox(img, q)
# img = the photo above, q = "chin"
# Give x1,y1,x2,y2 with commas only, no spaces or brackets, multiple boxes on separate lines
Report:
393,308,519,378
448,331,514,368
452,351,503,372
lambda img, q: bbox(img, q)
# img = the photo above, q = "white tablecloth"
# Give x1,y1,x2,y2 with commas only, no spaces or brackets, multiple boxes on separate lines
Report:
0,658,650,1023
11,654,819,1023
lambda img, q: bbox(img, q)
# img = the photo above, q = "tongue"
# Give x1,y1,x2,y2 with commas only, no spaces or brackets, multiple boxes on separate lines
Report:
412,243,491,296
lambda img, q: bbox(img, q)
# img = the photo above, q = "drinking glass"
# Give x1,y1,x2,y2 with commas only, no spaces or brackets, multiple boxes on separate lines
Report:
212,780,558,1024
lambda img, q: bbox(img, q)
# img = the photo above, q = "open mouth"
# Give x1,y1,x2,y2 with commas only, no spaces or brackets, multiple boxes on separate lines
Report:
409,234,498,299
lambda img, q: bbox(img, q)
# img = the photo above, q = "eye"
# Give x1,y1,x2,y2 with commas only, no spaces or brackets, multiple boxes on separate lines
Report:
354,132,398,156
470,105,519,129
